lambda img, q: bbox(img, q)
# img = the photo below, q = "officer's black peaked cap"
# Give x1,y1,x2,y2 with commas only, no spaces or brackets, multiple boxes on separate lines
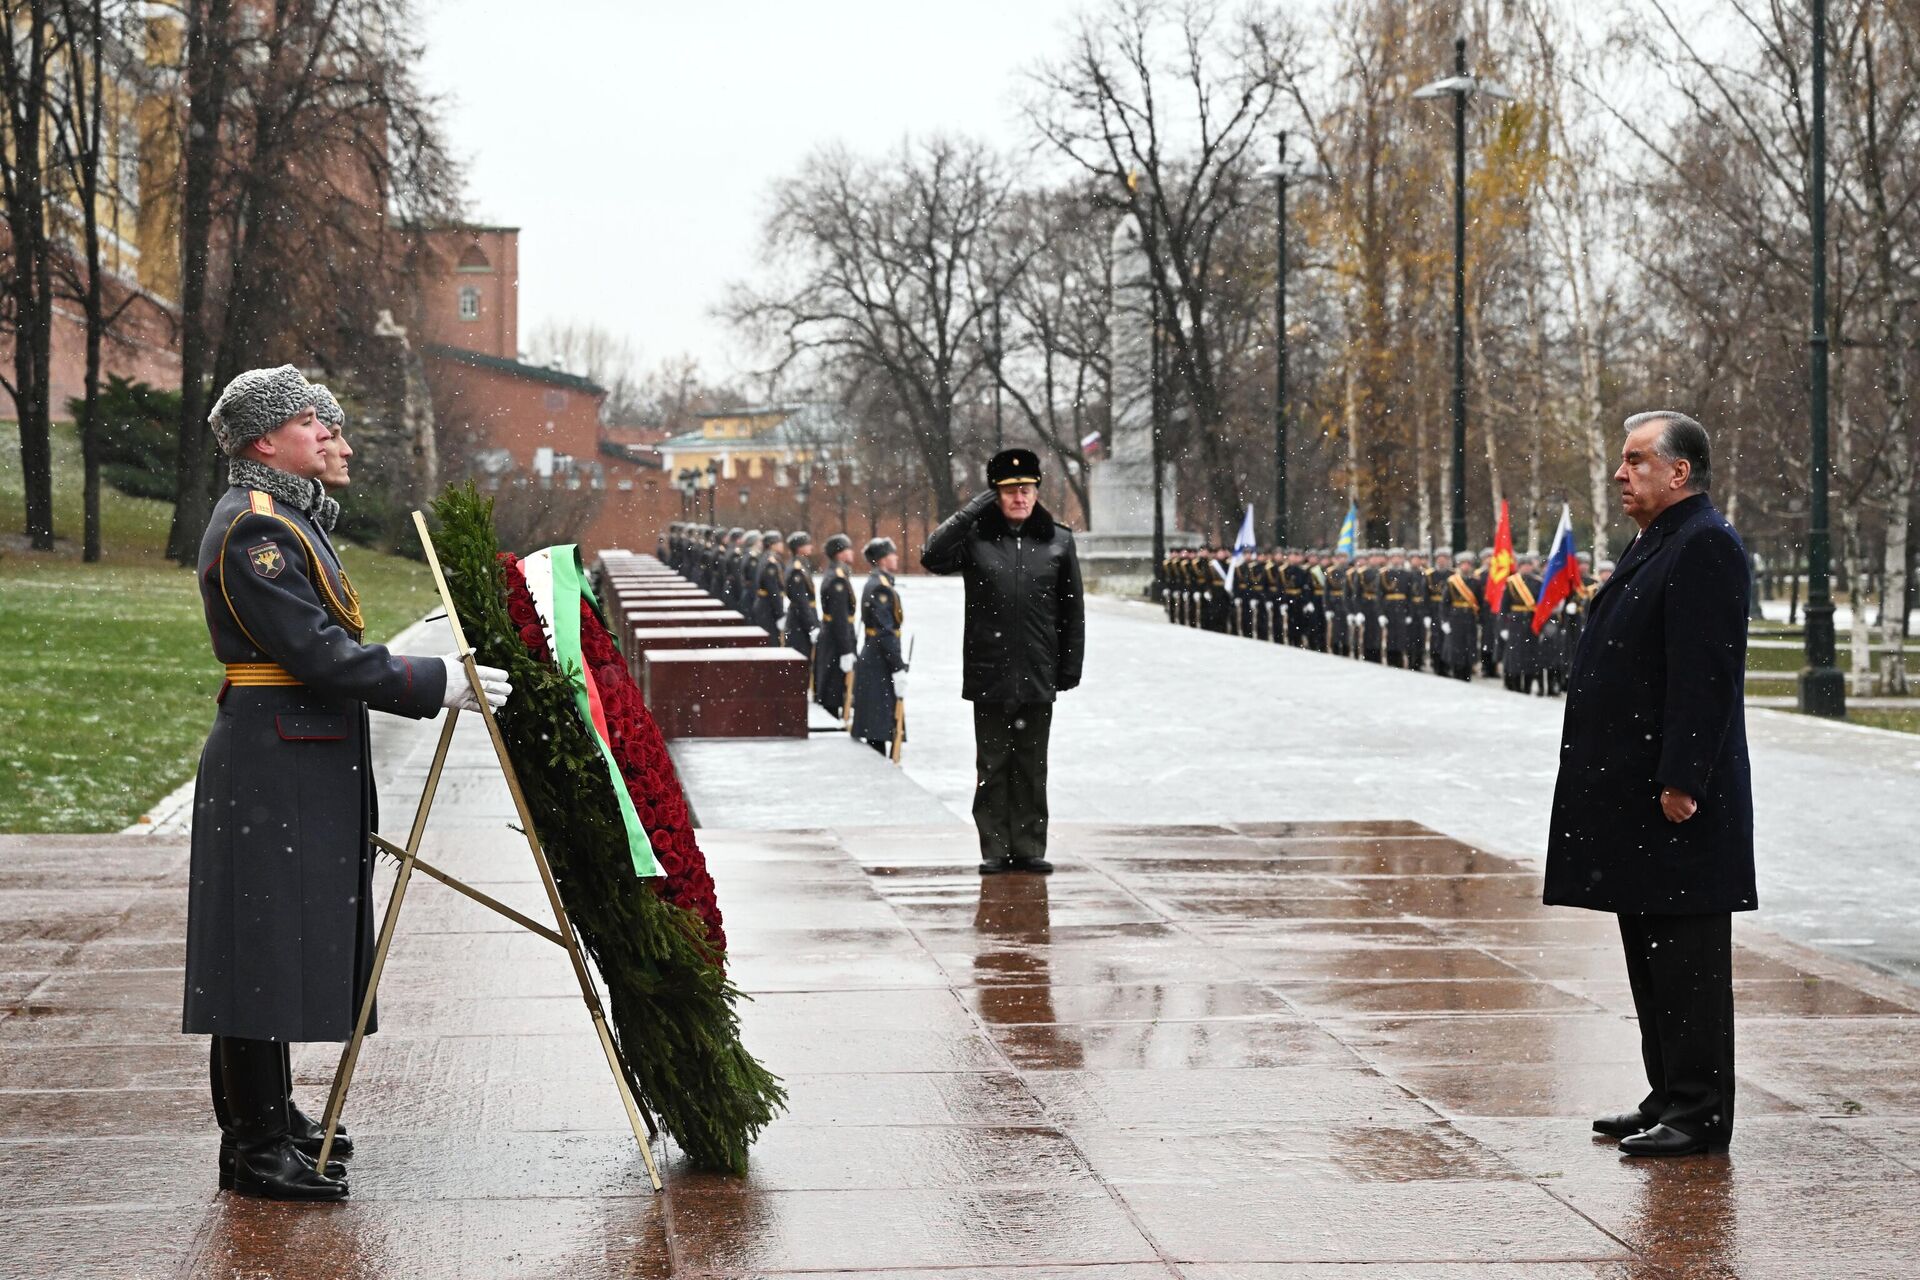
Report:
987,448,1043,488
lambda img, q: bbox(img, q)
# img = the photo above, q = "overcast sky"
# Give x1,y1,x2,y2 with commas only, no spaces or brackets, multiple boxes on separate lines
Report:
416,0,1094,383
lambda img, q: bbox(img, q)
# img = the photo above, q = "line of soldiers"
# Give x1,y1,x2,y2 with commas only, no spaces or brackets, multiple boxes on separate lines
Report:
662,522,908,753
1160,545,1613,695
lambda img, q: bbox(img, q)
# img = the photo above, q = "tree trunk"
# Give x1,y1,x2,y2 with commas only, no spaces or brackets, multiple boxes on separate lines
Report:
1882,444,1913,694
166,0,234,563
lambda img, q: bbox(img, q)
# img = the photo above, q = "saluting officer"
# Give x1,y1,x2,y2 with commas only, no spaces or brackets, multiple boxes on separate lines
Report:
923,448,1086,873
783,532,818,660
185,366,510,1202
814,533,859,717
851,537,908,755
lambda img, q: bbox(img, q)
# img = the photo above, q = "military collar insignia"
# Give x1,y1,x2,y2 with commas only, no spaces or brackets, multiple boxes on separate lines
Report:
227,456,324,515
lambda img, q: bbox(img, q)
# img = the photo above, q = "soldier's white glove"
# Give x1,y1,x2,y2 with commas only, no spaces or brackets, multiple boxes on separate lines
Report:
1305,604,1316,614
892,672,909,698
839,653,855,674
1377,614,1388,627
811,626,821,642
1441,622,1452,635
440,656,512,711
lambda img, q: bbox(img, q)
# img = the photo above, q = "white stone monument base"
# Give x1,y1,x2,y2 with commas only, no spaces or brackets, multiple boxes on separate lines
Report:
1078,461,1198,597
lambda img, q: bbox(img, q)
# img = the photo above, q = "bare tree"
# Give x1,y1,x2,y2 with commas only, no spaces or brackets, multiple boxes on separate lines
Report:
1028,0,1293,539
727,136,1018,516
164,0,461,561
0,1,67,550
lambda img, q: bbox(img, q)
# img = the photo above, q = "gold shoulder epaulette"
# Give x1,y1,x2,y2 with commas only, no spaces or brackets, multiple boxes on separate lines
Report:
249,491,274,516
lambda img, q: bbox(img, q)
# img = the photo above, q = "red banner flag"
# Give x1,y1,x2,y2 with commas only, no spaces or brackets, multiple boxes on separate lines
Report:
1484,500,1516,611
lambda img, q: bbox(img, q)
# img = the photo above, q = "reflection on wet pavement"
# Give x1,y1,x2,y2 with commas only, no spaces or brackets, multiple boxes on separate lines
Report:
5,817,1919,1275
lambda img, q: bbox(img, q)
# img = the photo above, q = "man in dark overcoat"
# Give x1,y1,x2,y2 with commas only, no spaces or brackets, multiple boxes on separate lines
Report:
813,534,858,717
851,537,907,754
185,366,510,1201
783,532,818,660
922,448,1086,874
1544,409,1753,1158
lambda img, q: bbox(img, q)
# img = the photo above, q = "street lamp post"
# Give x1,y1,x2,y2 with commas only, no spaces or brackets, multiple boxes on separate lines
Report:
1799,0,1844,717
1414,37,1511,555
1273,132,1290,547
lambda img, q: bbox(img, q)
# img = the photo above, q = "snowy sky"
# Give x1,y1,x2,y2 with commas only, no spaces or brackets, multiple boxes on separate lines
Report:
416,0,1093,382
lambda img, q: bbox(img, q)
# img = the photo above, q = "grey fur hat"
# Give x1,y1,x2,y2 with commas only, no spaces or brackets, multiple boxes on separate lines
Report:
308,383,346,429
209,365,314,456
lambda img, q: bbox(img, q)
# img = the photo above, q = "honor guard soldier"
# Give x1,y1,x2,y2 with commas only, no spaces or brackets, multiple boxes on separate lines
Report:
185,366,511,1201
1502,554,1544,693
1474,546,1501,676
1382,548,1412,668
752,531,787,637
851,537,907,755
1357,551,1386,662
814,534,859,717
1427,551,1455,676
1280,549,1309,647
1325,553,1351,655
783,532,819,659
1406,550,1432,671
1440,552,1480,681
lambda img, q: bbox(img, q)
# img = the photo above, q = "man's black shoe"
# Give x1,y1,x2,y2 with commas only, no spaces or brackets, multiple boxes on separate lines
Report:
225,1137,349,1200
1619,1124,1723,1157
221,1142,344,1188
979,859,1013,875
289,1104,352,1160
1010,857,1054,874
1592,1111,1655,1139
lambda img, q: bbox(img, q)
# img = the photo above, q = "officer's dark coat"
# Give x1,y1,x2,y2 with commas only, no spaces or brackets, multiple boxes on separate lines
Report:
922,491,1086,704
751,554,785,636
813,562,858,714
784,562,818,657
851,568,906,741
184,485,445,1043
1544,494,1755,916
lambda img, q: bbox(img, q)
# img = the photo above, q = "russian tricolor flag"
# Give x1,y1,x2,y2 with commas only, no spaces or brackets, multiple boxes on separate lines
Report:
1531,505,1583,634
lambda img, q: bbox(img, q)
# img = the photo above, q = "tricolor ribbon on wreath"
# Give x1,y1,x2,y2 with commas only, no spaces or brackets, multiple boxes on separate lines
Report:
517,544,661,879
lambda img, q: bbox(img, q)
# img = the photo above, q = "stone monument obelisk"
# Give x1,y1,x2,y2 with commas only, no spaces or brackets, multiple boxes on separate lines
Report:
1077,216,1195,594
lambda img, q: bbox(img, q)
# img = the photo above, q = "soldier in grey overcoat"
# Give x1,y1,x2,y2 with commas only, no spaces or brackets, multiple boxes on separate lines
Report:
184,366,510,1201
851,537,907,752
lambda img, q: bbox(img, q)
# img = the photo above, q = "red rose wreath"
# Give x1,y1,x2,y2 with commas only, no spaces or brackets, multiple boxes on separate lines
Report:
498,551,725,953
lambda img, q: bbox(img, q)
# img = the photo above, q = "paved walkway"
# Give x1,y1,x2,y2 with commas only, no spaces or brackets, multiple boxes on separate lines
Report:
882,578,1920,982
6,686,1920,1274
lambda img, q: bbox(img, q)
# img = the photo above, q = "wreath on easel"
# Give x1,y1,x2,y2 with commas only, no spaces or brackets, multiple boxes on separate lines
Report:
431,485,782,1175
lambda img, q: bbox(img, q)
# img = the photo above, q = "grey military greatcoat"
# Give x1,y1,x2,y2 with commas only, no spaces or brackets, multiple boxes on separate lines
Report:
851,568,906,742
183,485,445,1043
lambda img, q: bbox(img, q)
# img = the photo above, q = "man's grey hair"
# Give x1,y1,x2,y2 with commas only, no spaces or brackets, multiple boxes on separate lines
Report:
1624,409,1711,493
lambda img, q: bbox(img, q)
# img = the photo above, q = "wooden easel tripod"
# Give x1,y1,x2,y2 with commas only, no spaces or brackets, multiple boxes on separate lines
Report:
313,512,664,1191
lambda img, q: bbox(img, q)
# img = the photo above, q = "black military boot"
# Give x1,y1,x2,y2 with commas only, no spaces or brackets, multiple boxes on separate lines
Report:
218,1036,348,1201
282,1041,353,1160
213,1037,344,1186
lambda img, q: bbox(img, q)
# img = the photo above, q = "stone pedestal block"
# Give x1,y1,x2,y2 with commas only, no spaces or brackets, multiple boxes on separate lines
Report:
642,648,808,738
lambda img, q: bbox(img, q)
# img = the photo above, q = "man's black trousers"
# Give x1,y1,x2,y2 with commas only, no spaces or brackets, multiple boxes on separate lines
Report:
1617,912,1736,1143
972,701,1053,865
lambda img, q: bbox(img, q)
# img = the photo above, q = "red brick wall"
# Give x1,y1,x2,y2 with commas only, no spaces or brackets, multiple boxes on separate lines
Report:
415,227,518,361
0,287,181,420
424,349,602,467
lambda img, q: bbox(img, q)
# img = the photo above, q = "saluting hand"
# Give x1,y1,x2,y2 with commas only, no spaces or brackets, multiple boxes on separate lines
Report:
1659,787,1698,824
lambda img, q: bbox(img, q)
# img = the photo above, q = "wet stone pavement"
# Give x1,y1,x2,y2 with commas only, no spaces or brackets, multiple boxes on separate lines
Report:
5,710,1920,1277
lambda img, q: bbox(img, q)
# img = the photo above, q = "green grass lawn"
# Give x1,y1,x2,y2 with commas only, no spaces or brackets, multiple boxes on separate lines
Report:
2,421,437,832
